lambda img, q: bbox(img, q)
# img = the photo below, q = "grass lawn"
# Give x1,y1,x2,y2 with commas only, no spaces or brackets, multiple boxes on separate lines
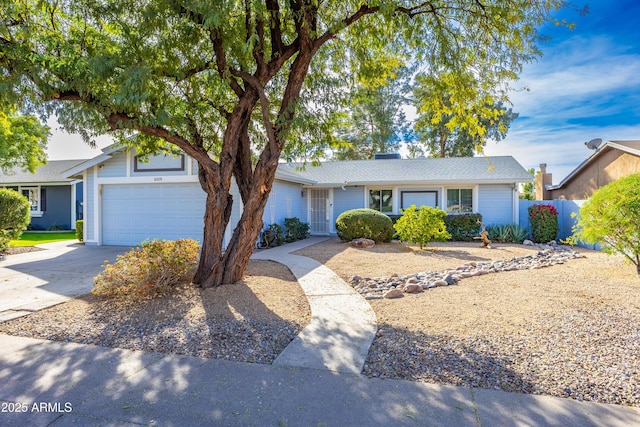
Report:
10,232,77,247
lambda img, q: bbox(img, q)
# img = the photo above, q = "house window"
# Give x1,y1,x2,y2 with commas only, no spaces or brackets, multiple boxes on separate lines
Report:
21,187,40,212
134,154,185,172
369,189,393,213
446,188,473,213
401,191,438,209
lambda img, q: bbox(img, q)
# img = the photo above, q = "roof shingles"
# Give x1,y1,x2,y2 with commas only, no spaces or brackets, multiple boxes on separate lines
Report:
0,160,87,184
280,156,532,186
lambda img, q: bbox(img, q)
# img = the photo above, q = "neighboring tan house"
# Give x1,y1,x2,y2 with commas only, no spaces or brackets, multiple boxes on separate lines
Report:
64,146,533,247
536,140,640,200
0,160,86,230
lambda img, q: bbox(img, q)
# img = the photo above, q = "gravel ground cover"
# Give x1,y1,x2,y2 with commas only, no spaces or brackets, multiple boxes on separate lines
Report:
295,239,640,406
0,260,311,364
2,238,639,406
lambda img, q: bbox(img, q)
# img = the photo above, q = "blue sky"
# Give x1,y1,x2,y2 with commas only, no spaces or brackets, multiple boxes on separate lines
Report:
483,0,640,182
46,1,640,184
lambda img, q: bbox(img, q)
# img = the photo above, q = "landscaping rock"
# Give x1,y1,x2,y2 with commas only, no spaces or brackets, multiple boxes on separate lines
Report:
351,238,375,248
403,284,422,293
348,242,585,299
349,275,362,285
383,289,404,299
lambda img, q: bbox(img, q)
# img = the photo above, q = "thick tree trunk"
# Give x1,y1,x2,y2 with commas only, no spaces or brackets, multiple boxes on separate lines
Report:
194,163,277,288
192,167,233,287
192,39,315,288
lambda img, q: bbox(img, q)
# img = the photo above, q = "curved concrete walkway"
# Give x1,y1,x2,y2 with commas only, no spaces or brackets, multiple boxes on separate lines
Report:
252,237,377,374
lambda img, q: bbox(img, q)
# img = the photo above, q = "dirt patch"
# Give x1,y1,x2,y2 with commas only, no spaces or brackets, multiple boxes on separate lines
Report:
293,238,542,280
4,246,46,255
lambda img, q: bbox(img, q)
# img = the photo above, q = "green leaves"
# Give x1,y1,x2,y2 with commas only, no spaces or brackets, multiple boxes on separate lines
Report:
394,205,451,249
413,70,518,157
572,174,640,275
0,108,49,173
0,188,31,253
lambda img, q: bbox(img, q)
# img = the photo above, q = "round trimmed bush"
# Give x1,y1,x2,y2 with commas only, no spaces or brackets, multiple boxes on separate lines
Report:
335,208,393,242
0,188,31,254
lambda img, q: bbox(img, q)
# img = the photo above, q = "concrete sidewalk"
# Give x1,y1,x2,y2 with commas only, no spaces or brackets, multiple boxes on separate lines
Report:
252,237,377,374
1,334,638,427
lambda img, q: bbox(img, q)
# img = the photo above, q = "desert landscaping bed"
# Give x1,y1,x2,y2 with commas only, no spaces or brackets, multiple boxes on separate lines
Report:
1,238,639,406
295,239,640,406
0,260,311,364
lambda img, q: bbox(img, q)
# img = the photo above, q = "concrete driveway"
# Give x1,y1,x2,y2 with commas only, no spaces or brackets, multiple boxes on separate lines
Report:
0,241,129,322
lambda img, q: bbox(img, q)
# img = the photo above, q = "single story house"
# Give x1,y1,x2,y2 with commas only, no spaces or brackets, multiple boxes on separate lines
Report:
0,160,85,230
63,146,532,246
536,140,640,200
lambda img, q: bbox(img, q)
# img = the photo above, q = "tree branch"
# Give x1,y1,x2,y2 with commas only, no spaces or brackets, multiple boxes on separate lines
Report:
230,69,278,155
314,4,379,50
103,112,218,178
266,0,284,57
211,29,245,97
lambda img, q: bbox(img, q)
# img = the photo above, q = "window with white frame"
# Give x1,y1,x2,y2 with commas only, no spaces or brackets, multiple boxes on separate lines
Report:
20,187,41,212
369,188,393,213
446,188,473,213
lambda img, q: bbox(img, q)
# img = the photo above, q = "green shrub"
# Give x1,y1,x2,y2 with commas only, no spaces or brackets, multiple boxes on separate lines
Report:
444,213,483,241
284,217,310,242
0,188,31,254
93,239,199,300
528,204,559,243
487,223,529,243
394,205,451,249
75,220,84,242
335,208,393,242
572,174,640,276
268,223,284,246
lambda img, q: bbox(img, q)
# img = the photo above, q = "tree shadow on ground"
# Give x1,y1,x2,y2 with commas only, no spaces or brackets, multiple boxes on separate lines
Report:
0,259,310,365
2,331,636,426
364,324,535,394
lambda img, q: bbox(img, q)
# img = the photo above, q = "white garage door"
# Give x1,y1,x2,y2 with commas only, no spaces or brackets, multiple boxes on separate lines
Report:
102,183,206,246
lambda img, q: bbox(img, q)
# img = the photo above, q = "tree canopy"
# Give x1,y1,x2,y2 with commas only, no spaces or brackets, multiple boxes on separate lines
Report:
0,108,49,173
0,0,575,287
332,64,413,160
413,71,519,158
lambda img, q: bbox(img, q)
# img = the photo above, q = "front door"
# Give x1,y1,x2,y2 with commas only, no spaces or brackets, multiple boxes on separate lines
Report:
309,189,330,235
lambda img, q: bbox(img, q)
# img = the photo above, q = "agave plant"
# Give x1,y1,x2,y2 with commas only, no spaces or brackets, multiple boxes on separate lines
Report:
487,223,529,243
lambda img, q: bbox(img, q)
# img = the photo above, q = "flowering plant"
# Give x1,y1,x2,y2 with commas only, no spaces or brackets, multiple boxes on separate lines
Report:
528,204,559,243
93,239,199,300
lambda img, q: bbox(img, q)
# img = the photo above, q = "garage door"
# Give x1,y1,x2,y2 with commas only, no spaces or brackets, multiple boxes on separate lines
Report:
102,183,206,246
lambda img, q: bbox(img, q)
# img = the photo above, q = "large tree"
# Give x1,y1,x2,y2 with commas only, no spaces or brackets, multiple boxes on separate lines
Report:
0,0,574,288
0,108,49,173
332,64,413,160
414,71,519,158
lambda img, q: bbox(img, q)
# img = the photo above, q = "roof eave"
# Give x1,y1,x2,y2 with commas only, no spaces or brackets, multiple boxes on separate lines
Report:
550,143,615,190
303,178,530,187
62,153,114,178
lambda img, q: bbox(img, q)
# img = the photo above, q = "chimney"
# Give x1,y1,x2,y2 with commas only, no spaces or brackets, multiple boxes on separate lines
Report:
535,163,553,200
